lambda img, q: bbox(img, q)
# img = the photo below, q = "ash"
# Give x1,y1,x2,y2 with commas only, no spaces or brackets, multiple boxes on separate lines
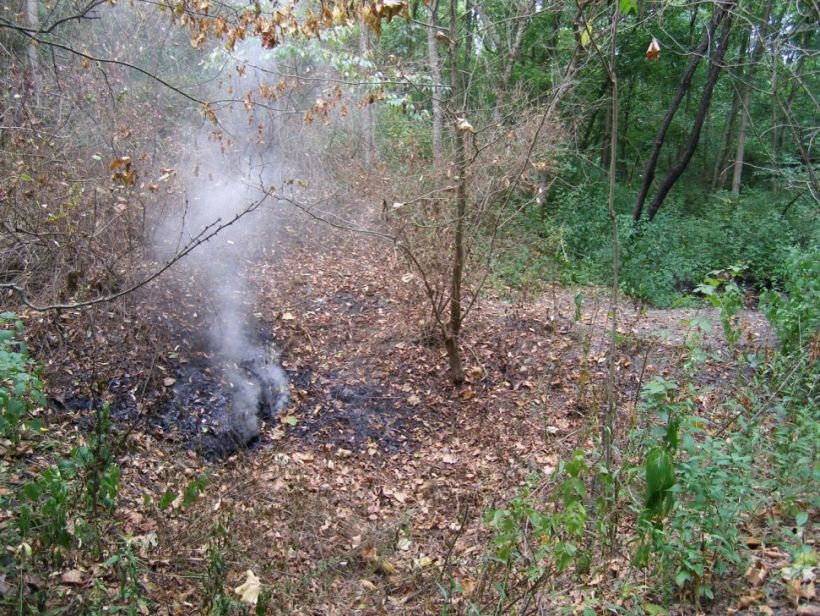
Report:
162,345,289,459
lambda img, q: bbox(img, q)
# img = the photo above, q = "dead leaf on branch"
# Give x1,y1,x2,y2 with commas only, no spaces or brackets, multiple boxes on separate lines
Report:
456,117,475,133
646,37,661,61
435,31,453,45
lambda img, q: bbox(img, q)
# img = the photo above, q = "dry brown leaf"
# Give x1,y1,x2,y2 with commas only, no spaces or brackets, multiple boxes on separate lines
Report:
744,561,768,586
646,37,660,61
61,570,84,585
737,591,764,608
360,578,377,591
234,570,262,605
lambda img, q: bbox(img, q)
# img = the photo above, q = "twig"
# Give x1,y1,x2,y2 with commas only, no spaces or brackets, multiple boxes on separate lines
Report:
1,191,274,312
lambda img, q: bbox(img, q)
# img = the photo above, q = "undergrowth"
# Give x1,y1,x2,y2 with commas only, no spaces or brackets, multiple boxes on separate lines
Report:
0,313,213,614
491,178,818,308
475,260,818,613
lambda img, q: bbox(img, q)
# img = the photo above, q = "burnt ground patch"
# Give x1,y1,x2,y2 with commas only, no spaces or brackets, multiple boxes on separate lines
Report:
154,352,289,460
289,378,420,454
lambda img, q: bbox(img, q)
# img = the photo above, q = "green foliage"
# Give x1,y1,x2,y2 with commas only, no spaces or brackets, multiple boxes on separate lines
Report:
492,178,817,307
761,246,820,352
763,350,819,515
482,450,593,605
87,538,154,615
633,376,756,602
0,312,46,443
15,405,121,561
695,265,746,349
0,317,130,610
202,519,249,616
630,292,818,605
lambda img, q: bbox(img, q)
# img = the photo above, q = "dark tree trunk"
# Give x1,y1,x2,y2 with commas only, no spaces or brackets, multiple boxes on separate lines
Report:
632,0,735,221
646,8,736,221
446,0,466,385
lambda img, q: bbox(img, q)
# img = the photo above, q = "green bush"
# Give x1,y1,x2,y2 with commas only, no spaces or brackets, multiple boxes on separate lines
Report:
0,312,46,443
762,246,820,352
495,180,817,307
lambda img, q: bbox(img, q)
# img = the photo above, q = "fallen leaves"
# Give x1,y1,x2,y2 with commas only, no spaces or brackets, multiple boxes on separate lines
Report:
60,569,85,585
234,570,262,605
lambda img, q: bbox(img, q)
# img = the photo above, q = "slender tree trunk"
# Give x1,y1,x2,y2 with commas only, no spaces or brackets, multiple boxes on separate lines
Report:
646,8,736,221
579,78,609,151
711,37,744,191
619,76,636,165
426,0,443,165
26,0,39,93
774,53,806,154
726,0,770,193
492,1,528,124
463,0,474,76
446,0,466,385
359,26,375,165
601,85,612,168
678,3,701,160
683,4,700,115
633,0,734,221
731,82,751,194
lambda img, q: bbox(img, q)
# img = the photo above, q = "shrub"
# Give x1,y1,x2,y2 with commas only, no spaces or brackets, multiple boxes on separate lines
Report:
0,312,46,443
761,246,820,352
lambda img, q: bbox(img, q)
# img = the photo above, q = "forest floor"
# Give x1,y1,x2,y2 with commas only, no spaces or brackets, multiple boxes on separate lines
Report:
21,207,812,615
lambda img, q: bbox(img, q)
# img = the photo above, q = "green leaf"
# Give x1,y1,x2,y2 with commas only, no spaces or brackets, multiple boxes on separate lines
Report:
619,0,636,15
645,447,675,515
158,490,175,511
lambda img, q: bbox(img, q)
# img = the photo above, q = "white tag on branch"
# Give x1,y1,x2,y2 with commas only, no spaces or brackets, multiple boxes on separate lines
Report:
234,570,262,605
455,117,475,133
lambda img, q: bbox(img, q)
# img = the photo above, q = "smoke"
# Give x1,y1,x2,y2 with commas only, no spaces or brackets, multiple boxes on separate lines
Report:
150,21,373,451
153,46,299,448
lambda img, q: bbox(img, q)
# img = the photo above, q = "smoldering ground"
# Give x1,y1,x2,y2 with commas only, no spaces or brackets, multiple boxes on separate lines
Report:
144,27,378,457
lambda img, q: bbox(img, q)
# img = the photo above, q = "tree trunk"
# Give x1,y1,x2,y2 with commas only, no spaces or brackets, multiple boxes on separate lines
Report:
359,26,375,165
711,39,744,191
646,8,736,221
728,0,771,194
619,76,636,166
426,0,443,166
601,86,612,168
730,82,751,194
26,0,39,86
463,0,474,76
579,78,609,152
446,0,466,385
633,0,734,221
492,1,528,124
